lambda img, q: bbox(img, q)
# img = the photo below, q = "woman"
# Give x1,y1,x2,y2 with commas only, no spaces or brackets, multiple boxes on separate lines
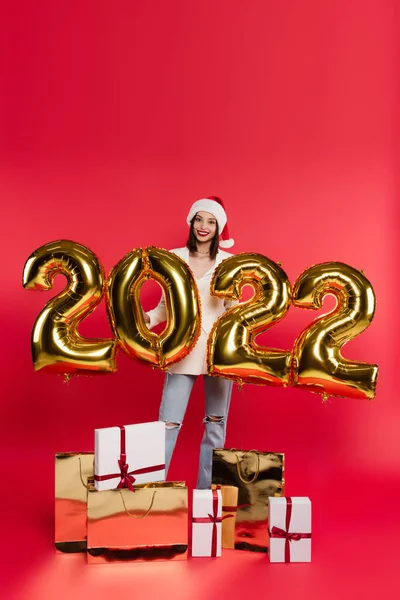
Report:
144,196,235,489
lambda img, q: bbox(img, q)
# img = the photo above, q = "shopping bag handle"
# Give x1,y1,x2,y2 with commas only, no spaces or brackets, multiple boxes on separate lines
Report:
78,456,89,489
119,490,156,519
234,450,260,484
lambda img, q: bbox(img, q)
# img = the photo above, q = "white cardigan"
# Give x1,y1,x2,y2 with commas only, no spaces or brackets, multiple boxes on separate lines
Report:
146,247,234,375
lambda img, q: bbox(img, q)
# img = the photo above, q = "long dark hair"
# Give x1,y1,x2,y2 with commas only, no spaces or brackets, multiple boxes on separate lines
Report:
186,215,220,259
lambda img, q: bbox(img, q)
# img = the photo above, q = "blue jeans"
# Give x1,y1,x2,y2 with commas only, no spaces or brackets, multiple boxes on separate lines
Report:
159,373,233,489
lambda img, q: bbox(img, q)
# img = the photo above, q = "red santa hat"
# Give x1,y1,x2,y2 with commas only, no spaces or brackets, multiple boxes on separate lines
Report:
186,196,234,248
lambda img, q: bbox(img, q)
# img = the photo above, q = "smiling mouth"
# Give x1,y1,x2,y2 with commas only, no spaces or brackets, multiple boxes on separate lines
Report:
197,230,209,236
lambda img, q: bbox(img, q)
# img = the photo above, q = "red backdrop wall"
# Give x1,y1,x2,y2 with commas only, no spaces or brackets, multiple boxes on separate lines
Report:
1,1,399,598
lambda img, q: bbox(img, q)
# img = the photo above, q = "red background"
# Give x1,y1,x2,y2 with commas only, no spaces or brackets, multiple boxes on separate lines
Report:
1,1,399,598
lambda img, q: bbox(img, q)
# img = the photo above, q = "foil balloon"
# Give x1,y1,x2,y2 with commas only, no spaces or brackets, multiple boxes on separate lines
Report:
207,253,291,386
22,240,117,374
291,262,378,400
107,247,201,369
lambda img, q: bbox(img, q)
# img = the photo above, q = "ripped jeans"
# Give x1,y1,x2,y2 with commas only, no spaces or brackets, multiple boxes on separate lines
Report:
159,373,233,489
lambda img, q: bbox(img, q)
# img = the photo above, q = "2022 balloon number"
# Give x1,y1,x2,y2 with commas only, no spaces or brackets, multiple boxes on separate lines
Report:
23,240,378,400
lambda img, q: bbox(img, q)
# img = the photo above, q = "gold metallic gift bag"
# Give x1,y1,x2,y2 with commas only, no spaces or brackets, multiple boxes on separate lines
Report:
55,452,94,553
87,481,188,564
212,449,284,553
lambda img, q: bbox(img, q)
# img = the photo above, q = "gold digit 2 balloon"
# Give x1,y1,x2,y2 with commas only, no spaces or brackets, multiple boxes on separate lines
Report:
207,253,292,386
291,262,378,400
107,247,201,369
22,240,117,374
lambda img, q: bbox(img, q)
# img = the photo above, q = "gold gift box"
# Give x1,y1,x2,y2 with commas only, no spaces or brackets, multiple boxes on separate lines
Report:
212,449,285,553
87,480,188,564
55,452,94,553
211,485,239,549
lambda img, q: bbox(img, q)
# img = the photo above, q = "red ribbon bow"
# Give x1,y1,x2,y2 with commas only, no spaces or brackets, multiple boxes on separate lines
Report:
192,488,234,556
94,426,165,493
116,455,136,491
269,497,312,562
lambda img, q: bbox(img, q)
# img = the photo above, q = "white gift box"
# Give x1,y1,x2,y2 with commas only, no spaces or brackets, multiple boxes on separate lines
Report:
94,421,166,491
192,489,223,557
268,497,312,563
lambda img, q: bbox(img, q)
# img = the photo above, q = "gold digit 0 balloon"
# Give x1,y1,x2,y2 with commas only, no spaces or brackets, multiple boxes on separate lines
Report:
291,262,378,400
207,253,291,386
22,240,117,374
107,247,201,369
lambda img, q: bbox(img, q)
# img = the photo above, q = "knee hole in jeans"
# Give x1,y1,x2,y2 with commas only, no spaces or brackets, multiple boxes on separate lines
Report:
164,421,181,430
205,415,225,424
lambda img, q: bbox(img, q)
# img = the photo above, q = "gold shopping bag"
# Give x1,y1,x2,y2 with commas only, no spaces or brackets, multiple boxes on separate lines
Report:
87,481,188,563
55,452,94,553
212,449,284,553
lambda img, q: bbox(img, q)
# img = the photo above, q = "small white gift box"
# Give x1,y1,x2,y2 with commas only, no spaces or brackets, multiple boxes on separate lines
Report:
192,489,225,557
268,497,312,563
94,421,165,491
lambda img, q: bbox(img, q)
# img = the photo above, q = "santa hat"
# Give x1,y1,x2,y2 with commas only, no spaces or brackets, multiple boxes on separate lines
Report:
186,196,234,248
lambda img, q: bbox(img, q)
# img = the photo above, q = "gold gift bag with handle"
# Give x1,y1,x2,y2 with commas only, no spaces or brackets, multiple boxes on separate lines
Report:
211,485,239,549
87,480,188,564
55,452,94,553
212,449,284,553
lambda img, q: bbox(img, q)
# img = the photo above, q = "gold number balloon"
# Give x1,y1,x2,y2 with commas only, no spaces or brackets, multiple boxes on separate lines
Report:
22,240,117,374
207,253,292,386
107,247,201,369
291,262,378,400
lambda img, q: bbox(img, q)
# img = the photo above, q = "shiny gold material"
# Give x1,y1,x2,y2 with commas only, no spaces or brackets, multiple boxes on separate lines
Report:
212,449,284,553
107,247,201,370
212,484,239,549
291,262,378,400
133,480,186,489
87,481,188,563
207,253,291,386
235,451,260,483
22,240,117,374
55,452,94,553
119,490,156,518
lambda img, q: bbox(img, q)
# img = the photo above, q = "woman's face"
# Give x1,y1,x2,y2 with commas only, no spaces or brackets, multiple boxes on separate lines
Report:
193,211,217,243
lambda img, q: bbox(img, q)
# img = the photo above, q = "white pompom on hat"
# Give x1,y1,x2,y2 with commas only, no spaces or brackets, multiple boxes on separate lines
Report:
186,196,234,248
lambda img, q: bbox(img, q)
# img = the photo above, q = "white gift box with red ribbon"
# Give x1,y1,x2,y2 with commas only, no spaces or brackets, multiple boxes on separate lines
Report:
94,421,166,492
192,489,226,557
268,497,312,563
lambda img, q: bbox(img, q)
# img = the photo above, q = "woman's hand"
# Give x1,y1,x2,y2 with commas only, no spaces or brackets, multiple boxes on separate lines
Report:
143,310,150,324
